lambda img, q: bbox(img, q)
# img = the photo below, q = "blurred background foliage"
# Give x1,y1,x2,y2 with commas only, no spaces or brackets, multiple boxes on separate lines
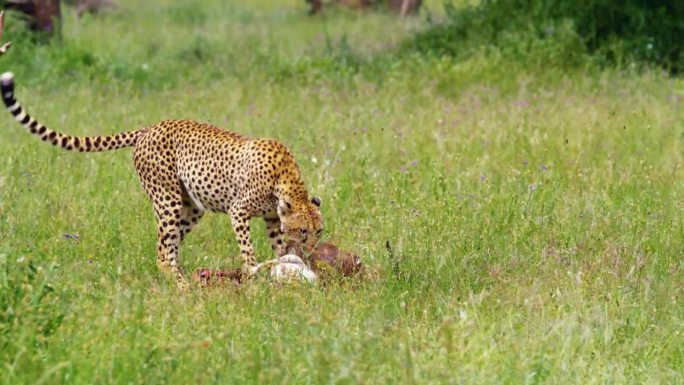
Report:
409,0,684,72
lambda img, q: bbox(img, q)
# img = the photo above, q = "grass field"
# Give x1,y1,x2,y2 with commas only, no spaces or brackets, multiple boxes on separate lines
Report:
0,1,683,384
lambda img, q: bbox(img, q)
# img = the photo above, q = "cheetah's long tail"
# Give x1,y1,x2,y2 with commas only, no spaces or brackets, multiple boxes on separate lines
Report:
1,72,144,152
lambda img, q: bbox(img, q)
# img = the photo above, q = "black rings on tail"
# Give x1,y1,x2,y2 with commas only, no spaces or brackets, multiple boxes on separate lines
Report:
1,71,143,152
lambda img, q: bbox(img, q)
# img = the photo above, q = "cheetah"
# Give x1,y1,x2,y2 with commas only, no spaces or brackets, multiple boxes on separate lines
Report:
0,72,324,287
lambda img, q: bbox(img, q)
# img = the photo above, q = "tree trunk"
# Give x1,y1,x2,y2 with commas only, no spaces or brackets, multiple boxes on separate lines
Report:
6,0,61,34
307,0,421,16
387,0,422,16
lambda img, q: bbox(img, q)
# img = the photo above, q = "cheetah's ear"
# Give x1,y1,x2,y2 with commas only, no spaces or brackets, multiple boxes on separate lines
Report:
311,196,321,207
278,199,292,216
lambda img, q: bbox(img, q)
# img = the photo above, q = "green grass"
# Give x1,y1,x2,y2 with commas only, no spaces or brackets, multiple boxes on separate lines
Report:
0,1,683,384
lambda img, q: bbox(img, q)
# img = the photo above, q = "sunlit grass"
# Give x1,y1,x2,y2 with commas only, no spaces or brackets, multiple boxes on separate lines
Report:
0,1,682,384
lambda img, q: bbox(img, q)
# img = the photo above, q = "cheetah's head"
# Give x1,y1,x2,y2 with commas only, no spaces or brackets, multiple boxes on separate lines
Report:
278,196,324,249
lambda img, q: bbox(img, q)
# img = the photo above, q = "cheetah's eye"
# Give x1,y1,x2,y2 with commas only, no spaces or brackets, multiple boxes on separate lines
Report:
300,228,308,236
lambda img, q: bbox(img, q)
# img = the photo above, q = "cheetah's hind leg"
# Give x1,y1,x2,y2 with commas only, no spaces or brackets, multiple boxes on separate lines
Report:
141,181,205,290
145,184,189,290
180,185,206,242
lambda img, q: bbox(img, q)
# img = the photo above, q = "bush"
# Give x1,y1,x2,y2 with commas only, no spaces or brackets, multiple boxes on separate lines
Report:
409,0,684,72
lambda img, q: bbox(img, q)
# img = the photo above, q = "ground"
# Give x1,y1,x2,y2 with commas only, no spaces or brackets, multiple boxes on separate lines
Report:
0,0,682,384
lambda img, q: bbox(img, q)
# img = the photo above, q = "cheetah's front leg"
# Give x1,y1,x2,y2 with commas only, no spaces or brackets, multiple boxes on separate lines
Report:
229,203,257,274
264,216,286,256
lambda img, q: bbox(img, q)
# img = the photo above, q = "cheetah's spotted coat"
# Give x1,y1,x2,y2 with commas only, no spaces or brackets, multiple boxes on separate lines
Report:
1,72,324,287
